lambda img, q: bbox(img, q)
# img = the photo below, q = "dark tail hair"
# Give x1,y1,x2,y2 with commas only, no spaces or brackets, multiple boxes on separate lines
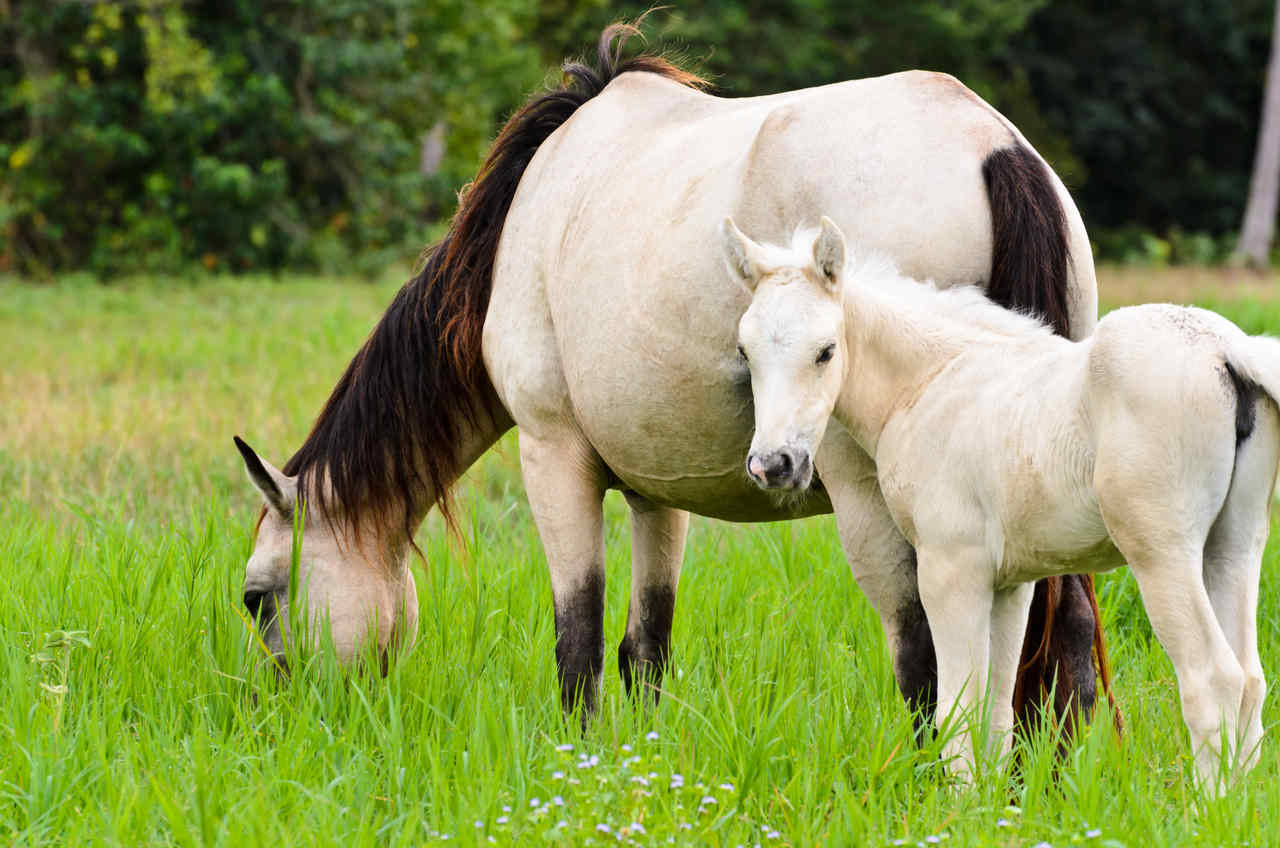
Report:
982,143,1121,739
282,21,704,536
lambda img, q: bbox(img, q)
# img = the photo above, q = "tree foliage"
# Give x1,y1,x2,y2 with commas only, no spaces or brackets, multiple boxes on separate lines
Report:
0,0,539,275
0,1,1273,275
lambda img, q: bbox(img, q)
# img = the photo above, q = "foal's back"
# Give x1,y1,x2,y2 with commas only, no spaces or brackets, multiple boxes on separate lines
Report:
882,303,1265,584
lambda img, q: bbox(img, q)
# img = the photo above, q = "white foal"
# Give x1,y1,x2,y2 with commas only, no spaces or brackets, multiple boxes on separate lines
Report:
726,216,1280,791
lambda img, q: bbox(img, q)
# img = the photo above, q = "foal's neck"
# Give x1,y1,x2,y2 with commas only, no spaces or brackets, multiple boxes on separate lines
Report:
835,278,985,454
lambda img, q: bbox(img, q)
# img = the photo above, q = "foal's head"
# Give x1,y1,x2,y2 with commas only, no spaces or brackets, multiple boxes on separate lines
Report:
723,217,849,492
234,437,417,671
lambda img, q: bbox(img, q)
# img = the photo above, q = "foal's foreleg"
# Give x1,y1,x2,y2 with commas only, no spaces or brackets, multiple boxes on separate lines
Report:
520,432,609,723
989,583,1036,758
619,494,689,705
917,544,994,781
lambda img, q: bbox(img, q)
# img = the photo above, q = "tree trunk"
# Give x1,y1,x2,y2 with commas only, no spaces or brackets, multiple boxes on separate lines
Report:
1238,0,1280,268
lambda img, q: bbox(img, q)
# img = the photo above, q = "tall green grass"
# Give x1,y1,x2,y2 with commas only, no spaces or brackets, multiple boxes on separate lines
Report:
3,269,1280,845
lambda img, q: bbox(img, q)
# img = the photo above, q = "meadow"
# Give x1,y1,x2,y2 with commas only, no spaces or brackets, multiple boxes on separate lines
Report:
4,266,1280,846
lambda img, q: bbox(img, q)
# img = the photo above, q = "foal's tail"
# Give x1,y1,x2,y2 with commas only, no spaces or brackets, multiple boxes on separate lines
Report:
982,142,1122,740
1229,335,1280,412
1228,335,1280,498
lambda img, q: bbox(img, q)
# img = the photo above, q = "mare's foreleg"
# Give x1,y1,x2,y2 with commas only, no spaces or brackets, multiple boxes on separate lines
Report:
618,494,689,705
816,429,936,738
520,431,609,724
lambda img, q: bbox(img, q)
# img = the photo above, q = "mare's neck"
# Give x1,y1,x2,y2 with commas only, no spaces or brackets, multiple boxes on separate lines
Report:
833,280,969,455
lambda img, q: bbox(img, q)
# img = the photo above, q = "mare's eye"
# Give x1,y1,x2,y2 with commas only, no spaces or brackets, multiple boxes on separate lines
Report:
816,344,835,365
737,344,748,363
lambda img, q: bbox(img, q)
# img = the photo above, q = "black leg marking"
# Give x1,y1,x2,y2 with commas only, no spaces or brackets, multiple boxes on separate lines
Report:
893,583,938,743
1052,574,1098,721
555,572,606,724
1014,576,1100,740
618,585,676,704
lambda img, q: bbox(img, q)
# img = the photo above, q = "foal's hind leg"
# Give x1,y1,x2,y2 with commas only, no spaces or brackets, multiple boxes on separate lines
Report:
520,430,610,723
618,494,689,705
1203,398,1279,772
1096,429,1242,789
816,428,935,737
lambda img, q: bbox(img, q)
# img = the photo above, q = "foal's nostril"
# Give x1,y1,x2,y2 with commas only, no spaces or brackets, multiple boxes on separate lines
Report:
243,589,266,619
776,451,793,476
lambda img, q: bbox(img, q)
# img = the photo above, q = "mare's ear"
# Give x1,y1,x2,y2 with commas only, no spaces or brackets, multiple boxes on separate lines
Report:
813,216,846,290
721,217,768,291
234,436,296,518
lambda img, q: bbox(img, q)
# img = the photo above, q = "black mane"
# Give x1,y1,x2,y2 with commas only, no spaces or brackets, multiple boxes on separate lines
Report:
281,22,705,536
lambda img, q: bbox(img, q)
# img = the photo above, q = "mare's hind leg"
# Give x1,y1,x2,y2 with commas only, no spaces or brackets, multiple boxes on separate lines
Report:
618,494,689,705
816,427,935,737
1203,397,1279,771
520,430,610,723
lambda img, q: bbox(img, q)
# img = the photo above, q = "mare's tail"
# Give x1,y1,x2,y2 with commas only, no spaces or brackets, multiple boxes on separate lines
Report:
983,142,1122,740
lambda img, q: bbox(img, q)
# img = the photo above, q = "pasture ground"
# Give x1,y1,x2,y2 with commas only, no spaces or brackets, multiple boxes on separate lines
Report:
4,266,1280,846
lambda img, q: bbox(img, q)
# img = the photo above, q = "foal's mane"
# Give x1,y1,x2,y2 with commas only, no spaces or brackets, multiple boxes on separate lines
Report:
853,251,1057,342
769,228,1056,342
283,22,705,536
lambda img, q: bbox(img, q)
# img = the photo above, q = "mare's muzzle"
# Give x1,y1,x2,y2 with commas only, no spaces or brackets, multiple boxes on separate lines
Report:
746,447,812,490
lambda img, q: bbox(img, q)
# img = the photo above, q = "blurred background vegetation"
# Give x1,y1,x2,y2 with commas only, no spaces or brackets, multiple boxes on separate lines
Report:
1,0,1274,278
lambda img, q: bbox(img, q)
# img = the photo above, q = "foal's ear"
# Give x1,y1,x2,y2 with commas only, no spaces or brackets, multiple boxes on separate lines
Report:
234,436,296,518
721,217,768,291
812,216,846,290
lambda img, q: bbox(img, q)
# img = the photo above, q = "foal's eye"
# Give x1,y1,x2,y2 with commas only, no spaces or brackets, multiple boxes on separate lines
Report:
816,344,835,365
737,344,748,363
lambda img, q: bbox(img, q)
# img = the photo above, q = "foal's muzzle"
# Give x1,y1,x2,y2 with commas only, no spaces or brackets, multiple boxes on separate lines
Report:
746,448,812,490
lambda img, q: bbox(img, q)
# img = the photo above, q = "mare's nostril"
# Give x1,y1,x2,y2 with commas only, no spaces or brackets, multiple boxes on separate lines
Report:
243,589,266,618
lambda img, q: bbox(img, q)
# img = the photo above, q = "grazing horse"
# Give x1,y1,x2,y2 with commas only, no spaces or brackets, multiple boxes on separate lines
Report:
730,216,1279,789
234,24,1115,735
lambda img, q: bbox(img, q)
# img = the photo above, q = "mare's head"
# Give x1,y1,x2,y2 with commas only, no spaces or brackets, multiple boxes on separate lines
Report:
724,216,849,492
234,437,417,670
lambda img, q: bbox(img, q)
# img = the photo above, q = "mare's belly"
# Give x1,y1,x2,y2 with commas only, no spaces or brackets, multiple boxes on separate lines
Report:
587,374,833,522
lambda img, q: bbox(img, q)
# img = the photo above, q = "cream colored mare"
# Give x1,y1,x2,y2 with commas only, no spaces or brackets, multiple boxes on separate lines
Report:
730,217,1280,790
237,61,1097,720
482,71,1096,711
